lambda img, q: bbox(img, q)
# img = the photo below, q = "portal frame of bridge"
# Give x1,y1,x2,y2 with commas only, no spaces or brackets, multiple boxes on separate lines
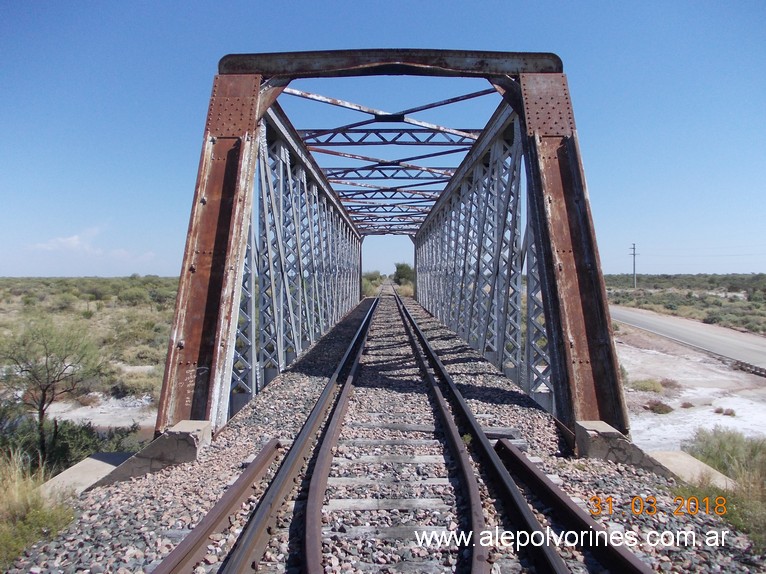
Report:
155,50,629,439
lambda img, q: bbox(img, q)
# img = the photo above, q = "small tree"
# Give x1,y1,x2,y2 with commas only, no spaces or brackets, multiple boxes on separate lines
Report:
393,262,415,285
1,319,104,463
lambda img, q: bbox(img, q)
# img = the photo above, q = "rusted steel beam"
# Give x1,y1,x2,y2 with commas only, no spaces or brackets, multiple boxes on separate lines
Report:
155,75,270,434
218,49,562,78
516,73,629,437
284,88,478,140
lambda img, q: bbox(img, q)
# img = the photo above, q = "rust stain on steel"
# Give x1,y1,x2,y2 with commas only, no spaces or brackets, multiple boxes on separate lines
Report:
518,73,629,437
155,74,263,434
520,74,575,137
219,49,563,78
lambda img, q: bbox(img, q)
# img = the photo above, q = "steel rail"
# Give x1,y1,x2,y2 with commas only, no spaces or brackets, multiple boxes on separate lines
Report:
393,290,570,574
153,439,281,574
303,305,373,573
303,289,489,573
392,292,490,574
495,439,652,574
220,298,379,573
395,292,652,573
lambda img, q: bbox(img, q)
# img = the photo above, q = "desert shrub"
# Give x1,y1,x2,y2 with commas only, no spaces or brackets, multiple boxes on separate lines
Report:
681,426,766,550
659,378,680,390
748,289,765,303
361,278,377,297
685,426,766,479
702,312,721,324
111,369,162,402
397,281,415,298
723,408,736,417
47,421,141,469
109,309,171,363
117,287,150,306
0,414,140,475
645,399,673,414
361,271,384,297
52,293,78,312
121,344,166,366
393,263,415,285
630,379,663,393
148,286,176,308
362,271,383,283
619,364,629,385
680,402,694,408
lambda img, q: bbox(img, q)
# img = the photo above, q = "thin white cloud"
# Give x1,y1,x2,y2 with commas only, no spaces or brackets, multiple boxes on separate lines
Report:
31,227,103,254
21,227,160,275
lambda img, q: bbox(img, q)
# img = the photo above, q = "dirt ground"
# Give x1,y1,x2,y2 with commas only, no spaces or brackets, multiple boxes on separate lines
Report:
47,395,156,433
614,323,766,451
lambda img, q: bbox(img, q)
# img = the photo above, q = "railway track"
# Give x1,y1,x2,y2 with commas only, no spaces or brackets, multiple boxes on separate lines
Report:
156,286,651,574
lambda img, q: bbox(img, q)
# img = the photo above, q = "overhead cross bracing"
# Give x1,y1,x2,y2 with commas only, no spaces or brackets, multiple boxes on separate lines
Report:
155,50,630,444
277,83,497,236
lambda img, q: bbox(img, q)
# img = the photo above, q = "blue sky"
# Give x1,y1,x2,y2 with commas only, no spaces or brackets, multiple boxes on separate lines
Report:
1,1,764,277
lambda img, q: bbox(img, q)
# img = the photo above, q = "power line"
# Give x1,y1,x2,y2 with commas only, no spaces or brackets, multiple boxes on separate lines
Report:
630,243,638,288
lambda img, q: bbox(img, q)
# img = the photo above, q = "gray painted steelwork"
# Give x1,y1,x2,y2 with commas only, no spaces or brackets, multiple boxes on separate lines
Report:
156,50,628,440
415,104,553,410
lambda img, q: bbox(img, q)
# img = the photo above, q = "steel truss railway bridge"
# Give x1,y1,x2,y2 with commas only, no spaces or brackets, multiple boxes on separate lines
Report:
155,50,629,443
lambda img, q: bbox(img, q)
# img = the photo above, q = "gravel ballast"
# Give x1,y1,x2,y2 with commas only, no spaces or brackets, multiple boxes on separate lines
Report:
10,291,764,573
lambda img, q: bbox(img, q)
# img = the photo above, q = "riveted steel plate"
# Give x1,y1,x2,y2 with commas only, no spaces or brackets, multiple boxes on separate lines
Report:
206,76,259,138
520,74,575,137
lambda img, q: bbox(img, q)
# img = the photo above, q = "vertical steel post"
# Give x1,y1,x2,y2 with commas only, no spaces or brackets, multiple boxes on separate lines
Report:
156,75,262,433
518,73,629,435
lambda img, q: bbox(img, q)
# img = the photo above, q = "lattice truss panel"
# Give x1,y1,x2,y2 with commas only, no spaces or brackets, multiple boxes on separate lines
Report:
157,52,628,438
230,108,361,414
414,104,552,409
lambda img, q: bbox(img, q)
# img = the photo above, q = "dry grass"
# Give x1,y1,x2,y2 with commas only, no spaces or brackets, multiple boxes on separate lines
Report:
397,281,415,298
682,426,766,551
0,277,176,401
606,279,766,334
0,450,72,568
630,378,664,393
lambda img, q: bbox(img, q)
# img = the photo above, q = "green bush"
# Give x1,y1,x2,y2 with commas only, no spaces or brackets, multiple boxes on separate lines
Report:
362,271,383,283
0,414,141,475
361,278,376,297
117,287,150,306
393,263,415,285
685,426,766,483
682,426,766,550
52,293,78,311
702,312,721,324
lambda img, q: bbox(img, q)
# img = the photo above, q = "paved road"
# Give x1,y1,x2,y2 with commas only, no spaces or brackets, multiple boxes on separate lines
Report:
610,306,766,369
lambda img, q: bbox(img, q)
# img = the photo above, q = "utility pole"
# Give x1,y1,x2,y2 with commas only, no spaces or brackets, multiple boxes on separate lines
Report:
630,243,637,288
